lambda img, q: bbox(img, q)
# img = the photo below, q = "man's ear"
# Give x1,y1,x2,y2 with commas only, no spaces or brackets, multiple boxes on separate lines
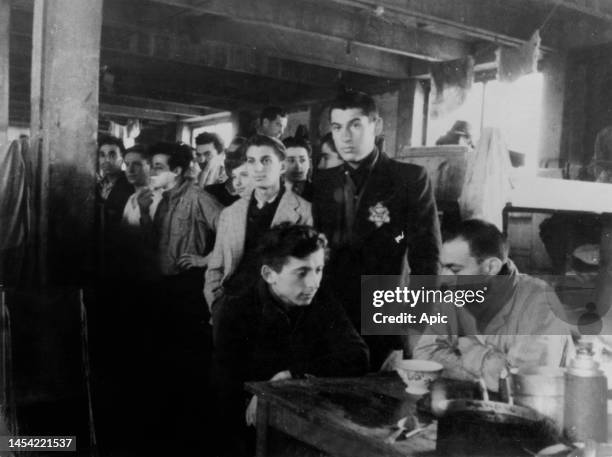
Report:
482,257,503,276
279,158,287,174
171,166,183,176
261,264,276,285
374,116,383,136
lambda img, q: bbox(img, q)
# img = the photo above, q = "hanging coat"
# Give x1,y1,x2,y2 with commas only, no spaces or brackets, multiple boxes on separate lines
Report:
458,127,513,230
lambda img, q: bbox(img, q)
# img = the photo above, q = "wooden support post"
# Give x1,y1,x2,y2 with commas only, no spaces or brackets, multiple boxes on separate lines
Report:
0,0,9,146
538,54,567,169
396,80,417,154
30,0,103,285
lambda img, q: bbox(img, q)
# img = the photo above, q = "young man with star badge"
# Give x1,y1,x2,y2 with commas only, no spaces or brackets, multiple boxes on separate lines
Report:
313,90,442,370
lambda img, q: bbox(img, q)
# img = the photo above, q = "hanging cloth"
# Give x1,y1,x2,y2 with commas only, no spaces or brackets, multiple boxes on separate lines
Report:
497,30,541,83
0,140,30,285
429,56,475,119
458,128,513,230
126,119,141,140
109,119,141,148
0,141,28,251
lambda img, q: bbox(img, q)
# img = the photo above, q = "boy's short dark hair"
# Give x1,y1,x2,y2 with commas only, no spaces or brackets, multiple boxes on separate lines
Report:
98,135,126,156
148,142,193,175
443,219,508,262
320,132,337,152
259,224,328,272
260,106,287,123
125,144,151,163
195,132,224,153
282,136,312,156
328,90,378,121
228,136,247,150
224,138,248,175
245,134,286,161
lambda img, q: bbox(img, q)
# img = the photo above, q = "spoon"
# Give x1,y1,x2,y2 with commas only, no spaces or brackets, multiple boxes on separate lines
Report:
386,415,428,443
398,416,428,441
386,416,408,443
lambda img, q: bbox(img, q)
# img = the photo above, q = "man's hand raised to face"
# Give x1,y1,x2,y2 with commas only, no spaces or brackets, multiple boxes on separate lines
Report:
137,188,154,212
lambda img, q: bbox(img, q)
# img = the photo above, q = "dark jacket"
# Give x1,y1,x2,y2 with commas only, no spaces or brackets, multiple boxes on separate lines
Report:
98,174,134,277
204,182,240,207
313,152,441,313
102,174,134,232
290,180,314,202
213,281,369,427
314,151,440,277
313,152,441,369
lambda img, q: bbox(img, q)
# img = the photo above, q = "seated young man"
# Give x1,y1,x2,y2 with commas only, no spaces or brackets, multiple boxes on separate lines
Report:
414,219,573,392
213,224,369,456
204,134,312,311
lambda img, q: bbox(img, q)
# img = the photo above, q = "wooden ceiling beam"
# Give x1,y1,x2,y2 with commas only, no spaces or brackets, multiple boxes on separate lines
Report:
191,19,412,79
11,31,341,114
326,0,612,51
99,103,189,123
140,0,470,62
100,10,413,78
10,90,223,122
537,0,612,23
11,8,389,89
100,94,220,118
327,0,551,50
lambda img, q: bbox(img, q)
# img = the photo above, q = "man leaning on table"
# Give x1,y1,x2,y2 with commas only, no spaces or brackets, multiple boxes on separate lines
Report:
414,219,573,391
212,224,369,457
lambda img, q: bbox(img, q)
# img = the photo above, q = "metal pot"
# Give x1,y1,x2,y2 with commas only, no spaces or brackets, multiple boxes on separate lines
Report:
511,366,565,434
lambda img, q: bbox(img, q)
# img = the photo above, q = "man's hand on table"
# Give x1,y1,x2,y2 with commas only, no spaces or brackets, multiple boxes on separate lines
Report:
246,370,292,426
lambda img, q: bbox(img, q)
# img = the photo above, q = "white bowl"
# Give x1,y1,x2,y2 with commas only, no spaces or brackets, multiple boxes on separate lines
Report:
395,359,443,395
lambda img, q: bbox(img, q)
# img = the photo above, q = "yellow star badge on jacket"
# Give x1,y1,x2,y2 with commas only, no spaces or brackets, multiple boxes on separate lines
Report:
368,202,391,227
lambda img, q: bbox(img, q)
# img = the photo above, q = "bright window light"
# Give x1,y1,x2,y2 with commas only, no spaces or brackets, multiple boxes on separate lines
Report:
425,72,544,172
483,73,543,171
426,82,485,146
192,122,235,149
7,127,30,142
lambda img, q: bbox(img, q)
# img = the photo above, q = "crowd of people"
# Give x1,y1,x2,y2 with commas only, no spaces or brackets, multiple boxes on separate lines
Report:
92,90,573,456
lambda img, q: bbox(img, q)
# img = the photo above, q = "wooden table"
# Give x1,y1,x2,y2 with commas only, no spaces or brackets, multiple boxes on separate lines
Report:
245,373,437,457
